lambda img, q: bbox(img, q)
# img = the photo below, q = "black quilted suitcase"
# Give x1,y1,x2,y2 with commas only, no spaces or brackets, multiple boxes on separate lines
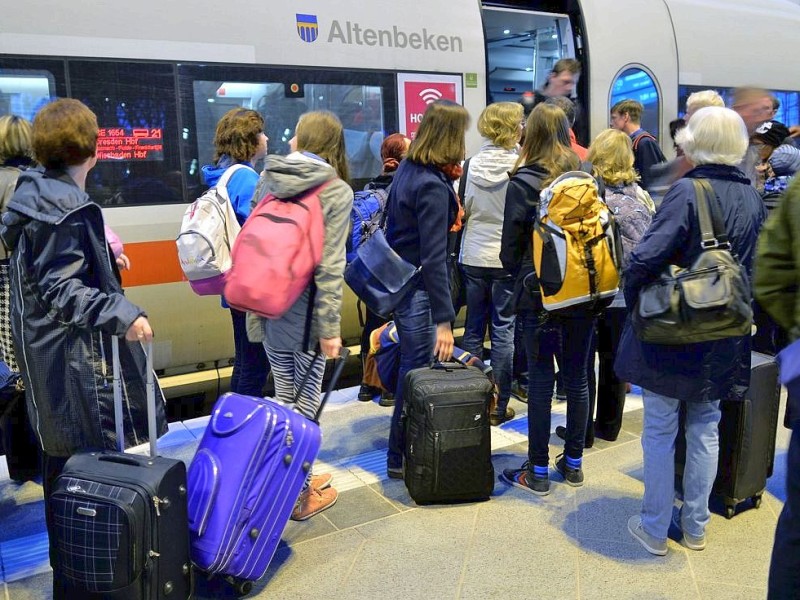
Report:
676,351,780,518
403,362,494,504
49,339,192,599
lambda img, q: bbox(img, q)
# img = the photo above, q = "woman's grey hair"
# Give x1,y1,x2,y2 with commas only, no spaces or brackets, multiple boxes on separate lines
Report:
675,106,748,166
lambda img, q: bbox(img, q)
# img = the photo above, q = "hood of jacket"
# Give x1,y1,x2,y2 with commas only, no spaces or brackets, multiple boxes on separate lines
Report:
1,169,94,251
201,154,251,187
468,142,518,188
261,152,336,198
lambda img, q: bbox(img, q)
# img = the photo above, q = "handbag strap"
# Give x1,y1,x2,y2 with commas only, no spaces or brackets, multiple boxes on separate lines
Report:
692,179,730,249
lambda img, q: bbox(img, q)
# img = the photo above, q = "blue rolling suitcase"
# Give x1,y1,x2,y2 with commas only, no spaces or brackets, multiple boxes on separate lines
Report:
186,349,349,595
49,339,192,599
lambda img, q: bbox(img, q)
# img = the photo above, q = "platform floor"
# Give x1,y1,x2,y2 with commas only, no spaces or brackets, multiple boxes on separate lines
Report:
0,386,791,600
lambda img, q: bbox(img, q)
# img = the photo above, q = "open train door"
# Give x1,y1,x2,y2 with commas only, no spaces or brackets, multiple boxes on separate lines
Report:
482,0,678,154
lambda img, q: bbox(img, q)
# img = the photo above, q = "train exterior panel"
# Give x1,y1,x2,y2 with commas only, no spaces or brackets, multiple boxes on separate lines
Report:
2,0,800,396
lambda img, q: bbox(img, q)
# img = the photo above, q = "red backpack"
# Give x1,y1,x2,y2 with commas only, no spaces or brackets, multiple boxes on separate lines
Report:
224,180,331,318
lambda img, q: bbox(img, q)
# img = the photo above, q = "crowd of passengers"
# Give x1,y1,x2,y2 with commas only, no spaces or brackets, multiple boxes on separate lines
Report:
1,57,800,598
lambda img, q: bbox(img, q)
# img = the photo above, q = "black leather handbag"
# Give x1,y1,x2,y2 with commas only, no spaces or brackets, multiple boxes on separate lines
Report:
632,179,752,345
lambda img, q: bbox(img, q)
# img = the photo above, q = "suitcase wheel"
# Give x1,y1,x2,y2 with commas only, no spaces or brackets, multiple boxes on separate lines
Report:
224,575,253,597
752,494,763,509
725,505,735,519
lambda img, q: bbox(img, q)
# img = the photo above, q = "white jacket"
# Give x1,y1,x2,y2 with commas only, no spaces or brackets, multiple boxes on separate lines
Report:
459,141,518,269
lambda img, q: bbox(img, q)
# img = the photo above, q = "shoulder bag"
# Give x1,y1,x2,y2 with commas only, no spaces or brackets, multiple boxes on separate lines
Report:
632,179,752,345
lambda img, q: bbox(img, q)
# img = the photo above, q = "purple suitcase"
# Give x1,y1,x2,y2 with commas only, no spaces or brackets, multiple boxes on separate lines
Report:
186,349,348,592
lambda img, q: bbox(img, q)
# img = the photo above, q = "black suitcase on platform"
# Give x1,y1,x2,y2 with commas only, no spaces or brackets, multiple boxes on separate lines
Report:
49,339,192,599
403,362,495,504
676,352,780,519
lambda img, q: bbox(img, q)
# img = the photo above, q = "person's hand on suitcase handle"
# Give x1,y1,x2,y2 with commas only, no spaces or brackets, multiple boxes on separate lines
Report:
125,316,153,343
435,322,454,362
319,336,342,359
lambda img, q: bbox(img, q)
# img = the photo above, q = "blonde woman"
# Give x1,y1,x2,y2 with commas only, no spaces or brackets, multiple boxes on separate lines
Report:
459,102,523,426
499,103,591,496
583,128,653,443
254,110,354,520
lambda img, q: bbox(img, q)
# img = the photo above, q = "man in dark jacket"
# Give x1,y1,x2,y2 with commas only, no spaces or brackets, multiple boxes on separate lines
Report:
754,177,800,599
617,107,766,556
610,99,666,190
0,99,165,593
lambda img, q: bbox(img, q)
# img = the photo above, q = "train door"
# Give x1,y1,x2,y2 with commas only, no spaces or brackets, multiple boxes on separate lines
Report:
481,3,586,142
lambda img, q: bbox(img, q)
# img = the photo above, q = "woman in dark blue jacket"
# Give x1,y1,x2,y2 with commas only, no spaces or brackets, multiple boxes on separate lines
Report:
384,100,469,477
618,107,767,556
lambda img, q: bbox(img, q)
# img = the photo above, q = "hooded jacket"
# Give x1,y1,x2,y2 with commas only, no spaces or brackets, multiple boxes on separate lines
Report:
0,169,167,456
253,152,353,351
459,141,517,269
201,155,259,226
615,165,767,403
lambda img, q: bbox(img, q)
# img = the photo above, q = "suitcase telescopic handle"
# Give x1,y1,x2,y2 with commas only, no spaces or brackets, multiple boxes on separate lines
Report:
112,336,158,457
311,347,351,425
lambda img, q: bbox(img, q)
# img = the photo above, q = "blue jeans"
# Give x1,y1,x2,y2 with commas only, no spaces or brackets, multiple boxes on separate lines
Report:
523,312,595,467
387,286,435,469
640,389,721,540
230,308,269,396
461,265,516,413
769,427,800,599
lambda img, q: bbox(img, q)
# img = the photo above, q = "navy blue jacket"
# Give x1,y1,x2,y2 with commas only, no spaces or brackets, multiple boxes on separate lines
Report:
631,128,666,190
1,170,167,456
386,159,458,324
615,165,767,402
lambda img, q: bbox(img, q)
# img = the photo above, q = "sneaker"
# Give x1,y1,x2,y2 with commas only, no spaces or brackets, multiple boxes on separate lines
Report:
553,454,584,487
310,473,333,491
489,406,516,427
628,515,668,556
671,512,706,550
387,464,403,479
554,426,594,449
378,391,395,407
510,380,528,400
500,464,550,496
358,384,375,402
291,486,338,521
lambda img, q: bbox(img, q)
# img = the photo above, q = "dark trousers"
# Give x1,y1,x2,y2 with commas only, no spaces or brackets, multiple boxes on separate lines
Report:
523,311,595,466
461,266,516,413
594,307,628,440
42,451,69,599
513,317,528,386
229,307,269,396
769,427,800,599
387,287,435,468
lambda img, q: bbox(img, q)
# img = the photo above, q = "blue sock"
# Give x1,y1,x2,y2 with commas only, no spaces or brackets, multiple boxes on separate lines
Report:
565,455,582,470
533,465,548,478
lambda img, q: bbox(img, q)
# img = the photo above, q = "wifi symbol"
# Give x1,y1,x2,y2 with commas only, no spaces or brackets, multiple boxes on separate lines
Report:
419,88,443,104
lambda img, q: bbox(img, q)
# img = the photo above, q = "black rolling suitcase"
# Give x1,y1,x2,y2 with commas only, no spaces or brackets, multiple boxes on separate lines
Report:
676,351,780,518
49,338,192,599
403,362,495,504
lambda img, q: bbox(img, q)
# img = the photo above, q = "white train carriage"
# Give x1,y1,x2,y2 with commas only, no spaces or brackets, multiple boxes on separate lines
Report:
1,0,798,400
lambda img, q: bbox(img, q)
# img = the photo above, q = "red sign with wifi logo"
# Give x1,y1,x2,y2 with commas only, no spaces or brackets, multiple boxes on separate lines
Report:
403,81,458,139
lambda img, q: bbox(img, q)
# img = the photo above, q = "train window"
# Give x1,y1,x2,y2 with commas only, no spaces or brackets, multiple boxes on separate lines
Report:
67,60,183,206
0,57,66,120
179,64,398,195
679,85,800,128
610,67,661,139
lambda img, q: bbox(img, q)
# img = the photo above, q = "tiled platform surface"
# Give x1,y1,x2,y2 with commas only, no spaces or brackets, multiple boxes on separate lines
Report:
0,386,791,600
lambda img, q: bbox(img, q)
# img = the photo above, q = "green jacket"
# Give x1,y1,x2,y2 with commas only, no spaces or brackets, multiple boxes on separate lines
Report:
754,177,800,341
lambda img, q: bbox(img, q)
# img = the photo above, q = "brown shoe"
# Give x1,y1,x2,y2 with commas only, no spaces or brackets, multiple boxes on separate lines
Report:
291,486,338,521
311,473,333,490
489,406,516,427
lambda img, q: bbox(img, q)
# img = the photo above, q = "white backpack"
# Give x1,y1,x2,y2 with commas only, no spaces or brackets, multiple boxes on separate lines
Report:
176,164,247,295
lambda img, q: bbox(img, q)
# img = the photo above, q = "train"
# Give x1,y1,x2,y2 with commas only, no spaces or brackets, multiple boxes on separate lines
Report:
2,0,799,399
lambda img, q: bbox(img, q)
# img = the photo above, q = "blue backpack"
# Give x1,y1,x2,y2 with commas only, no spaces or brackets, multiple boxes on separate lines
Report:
346,187,389,264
